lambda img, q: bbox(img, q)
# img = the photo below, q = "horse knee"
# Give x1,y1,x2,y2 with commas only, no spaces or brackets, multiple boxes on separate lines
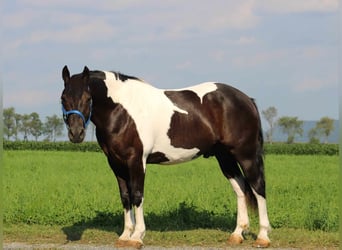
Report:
132,190,143,207
120,191,131,209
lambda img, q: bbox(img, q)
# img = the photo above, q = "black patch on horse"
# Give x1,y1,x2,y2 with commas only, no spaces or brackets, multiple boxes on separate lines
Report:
164,89,217,154
146,152,170,164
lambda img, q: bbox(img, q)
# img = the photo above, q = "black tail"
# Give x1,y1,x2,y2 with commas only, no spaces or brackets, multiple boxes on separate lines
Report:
244,99,266,210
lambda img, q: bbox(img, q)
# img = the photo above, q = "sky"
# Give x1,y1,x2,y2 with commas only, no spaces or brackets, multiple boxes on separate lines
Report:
2,0,339,130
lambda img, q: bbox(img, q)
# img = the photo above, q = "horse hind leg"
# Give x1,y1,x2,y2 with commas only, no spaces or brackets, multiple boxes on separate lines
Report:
215,150,253,245
237,154,271,248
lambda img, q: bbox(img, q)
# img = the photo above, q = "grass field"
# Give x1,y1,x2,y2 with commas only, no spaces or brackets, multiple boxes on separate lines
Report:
3,151,339,248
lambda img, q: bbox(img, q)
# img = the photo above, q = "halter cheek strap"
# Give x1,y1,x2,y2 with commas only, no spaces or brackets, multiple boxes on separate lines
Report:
61,103,92,128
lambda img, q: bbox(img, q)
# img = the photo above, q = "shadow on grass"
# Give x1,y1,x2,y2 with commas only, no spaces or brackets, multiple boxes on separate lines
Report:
62,202,236,241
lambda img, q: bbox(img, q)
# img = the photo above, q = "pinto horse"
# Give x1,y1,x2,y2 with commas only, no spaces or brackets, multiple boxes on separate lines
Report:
61,66,271,248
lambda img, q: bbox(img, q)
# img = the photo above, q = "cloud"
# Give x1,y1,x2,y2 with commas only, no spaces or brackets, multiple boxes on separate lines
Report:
4,89,56,108
231,50,288,68
293,77,337,92
254,0,338,13
4,1,261,48
19,0,142,11
175,61,192,70
31,20,117,44
184,1,259,32
235,36,257,45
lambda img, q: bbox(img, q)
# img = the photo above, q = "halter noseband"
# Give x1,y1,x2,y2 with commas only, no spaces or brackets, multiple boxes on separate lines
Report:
61,101,92,129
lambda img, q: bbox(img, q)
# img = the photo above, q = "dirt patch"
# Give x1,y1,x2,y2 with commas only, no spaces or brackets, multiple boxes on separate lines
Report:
4,242,302,250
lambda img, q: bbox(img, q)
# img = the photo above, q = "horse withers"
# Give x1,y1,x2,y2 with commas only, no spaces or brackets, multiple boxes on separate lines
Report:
61,66,271,248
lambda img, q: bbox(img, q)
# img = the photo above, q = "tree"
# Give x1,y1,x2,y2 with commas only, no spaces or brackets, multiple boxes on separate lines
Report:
30,112,43,141
19,114,32,141
3,107,17,140
308,127,320,144
262,106,277,143
44,115,64,141
14,113,22,140
278,116,303,144
316,116,334,144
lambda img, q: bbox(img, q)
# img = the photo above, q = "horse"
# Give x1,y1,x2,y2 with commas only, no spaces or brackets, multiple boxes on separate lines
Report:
60,66,271,248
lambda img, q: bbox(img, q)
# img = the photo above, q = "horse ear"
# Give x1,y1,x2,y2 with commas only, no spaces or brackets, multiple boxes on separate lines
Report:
82,66,90,81
62,65,70,84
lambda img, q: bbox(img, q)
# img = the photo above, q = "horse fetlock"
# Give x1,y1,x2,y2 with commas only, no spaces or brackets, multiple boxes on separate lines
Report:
240,223,249,231
119,223,135,239
131,228,146,241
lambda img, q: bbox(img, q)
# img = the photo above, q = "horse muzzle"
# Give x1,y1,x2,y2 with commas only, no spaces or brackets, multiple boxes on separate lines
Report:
68,126,86,143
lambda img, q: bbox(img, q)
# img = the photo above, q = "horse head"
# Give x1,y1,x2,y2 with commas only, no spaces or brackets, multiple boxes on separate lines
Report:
61,66,92,143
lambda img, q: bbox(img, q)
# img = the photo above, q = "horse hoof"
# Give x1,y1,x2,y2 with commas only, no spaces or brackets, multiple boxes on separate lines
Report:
115,239,129,248
115,239,144,249
253,238,270,248
128,240,144,249
228,233,243,245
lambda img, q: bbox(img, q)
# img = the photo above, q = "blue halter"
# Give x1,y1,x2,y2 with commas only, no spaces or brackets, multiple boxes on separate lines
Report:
61,102,92,128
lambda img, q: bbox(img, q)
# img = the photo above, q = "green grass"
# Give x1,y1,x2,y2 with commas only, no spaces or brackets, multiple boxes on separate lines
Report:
3,151,339,248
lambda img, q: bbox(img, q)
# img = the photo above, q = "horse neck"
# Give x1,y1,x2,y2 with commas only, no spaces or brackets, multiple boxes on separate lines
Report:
88,74,153,127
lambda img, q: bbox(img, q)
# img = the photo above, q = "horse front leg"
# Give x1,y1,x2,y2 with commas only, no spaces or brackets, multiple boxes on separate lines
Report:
106,155,134,243
127,161,146,248
115,177,135,243
115,160,146,249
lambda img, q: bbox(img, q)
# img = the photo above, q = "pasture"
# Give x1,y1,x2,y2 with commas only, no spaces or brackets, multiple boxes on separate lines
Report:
3,150,339,248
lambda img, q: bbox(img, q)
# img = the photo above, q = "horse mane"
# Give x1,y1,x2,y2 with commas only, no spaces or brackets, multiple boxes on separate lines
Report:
112,71,142,82
89,70,142,82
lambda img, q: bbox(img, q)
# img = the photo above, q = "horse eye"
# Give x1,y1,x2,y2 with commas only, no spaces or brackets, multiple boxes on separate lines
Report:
61,94,67,102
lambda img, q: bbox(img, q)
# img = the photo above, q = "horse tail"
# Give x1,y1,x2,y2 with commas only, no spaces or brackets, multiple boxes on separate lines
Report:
244,178,258,211
244,98,265,211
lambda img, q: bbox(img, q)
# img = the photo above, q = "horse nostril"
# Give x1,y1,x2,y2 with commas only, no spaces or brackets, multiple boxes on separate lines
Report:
68,127,85,143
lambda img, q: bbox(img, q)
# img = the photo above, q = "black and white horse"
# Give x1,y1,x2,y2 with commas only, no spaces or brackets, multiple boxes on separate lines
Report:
61,66,271,248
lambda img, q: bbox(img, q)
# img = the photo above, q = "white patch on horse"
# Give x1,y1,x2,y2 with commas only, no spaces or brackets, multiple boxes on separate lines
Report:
174,82,218,103
103,71,205,166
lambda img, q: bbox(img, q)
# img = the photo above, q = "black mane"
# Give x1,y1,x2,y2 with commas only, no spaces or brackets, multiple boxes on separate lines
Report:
89,70,142,82
112,71,141,82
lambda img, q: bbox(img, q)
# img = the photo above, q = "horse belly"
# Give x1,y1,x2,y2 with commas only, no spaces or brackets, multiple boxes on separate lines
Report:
147,143,200,165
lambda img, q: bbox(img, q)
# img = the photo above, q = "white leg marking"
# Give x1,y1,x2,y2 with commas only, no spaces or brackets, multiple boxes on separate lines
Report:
119,208,135,241
229,177,249,238
130,198,146,242
252,188,271,241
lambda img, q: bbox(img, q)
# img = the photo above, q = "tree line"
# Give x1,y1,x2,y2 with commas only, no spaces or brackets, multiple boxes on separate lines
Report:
262,106,335,144
3,106,336,143
3,107,64,141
